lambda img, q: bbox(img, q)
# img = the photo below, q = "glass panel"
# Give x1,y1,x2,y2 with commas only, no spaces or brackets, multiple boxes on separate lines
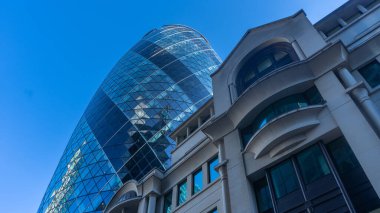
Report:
237,42,298,95
327,137,380,212
208,157,220,183
270,160,300,199
273,51,288,61
38,25,222,213
326,138,360,175
304,86,324,105
244,67,257,83
257,57,273,73
359,60,380,88
177,181,187,205
193,169,203,194
254,178,274,213
209,208,218,213
163,191,172,213
296,145,331,184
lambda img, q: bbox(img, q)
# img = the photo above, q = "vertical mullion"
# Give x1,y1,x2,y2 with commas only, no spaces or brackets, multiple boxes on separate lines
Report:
318,141,356,213
265,170,278,213
291,157,308,202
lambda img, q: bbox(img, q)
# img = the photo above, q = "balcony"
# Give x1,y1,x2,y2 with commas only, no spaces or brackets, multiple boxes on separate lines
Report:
244,105,325,159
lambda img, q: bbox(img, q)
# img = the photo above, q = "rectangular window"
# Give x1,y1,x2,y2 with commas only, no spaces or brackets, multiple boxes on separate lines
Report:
192,169,203,194
163,191,172,213
326,138,380,212
177,180,187,206
326,138,360,175
270,160,300,199
296,145,331,184
208,157,219,183
254,178,274,213
358,60,380,88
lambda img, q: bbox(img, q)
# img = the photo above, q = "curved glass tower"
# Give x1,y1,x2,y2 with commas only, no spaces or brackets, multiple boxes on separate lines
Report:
38,25,221,213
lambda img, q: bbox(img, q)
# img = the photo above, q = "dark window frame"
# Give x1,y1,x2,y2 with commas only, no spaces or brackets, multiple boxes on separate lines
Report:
208,156,220,183
208,207,218,213
192,168,203,195
163,190,172,213
177,179,188,206
358,60,380,88
254,177,275,213
269,159,301,199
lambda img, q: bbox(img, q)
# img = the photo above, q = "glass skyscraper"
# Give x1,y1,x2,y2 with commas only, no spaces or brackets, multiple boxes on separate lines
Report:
38,25,221,213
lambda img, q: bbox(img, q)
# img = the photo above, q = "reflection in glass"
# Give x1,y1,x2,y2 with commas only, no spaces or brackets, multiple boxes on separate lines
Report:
254,178,274,213
209,208,218,213
37,25,221,213
327,138,380,212
177,180,187,205
163,191,172,213
208,157,219,183
270,160,300,199
296,145,330,184
359,60,380,88
327,138,360,175
193,169,203,194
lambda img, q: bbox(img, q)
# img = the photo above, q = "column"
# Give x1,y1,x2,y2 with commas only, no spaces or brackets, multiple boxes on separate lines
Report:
138,197,148,213
147,193,157,213
187,174,192,200
357,4,368,14
337,67,380,133
222,130,256,212
215,140,231,213
314,70,380,196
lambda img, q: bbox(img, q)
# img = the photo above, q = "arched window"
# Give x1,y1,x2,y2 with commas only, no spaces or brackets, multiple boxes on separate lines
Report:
240,86,324,146
237,42,299,95
117,191,138,203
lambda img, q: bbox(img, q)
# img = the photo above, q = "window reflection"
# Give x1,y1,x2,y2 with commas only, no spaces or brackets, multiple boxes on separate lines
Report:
163,191,172,213
358,60,380,88
254,178,274,213
193,169,203,194
296,145,330,184
177,180,187,205
270,160,300,199
327,138,380,212
209,208,218,213
208,157,220,183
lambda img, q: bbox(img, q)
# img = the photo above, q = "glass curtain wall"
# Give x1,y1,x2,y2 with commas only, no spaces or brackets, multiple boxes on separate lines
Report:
38,25,221,213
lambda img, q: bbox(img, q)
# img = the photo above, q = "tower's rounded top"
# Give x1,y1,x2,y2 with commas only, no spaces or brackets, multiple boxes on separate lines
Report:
142,24,209,43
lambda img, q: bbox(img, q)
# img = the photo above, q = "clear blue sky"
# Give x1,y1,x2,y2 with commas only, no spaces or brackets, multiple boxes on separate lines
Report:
0,0,346,212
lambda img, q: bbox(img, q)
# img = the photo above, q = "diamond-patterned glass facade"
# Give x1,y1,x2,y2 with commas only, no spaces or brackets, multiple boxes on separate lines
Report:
38,25,221,213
